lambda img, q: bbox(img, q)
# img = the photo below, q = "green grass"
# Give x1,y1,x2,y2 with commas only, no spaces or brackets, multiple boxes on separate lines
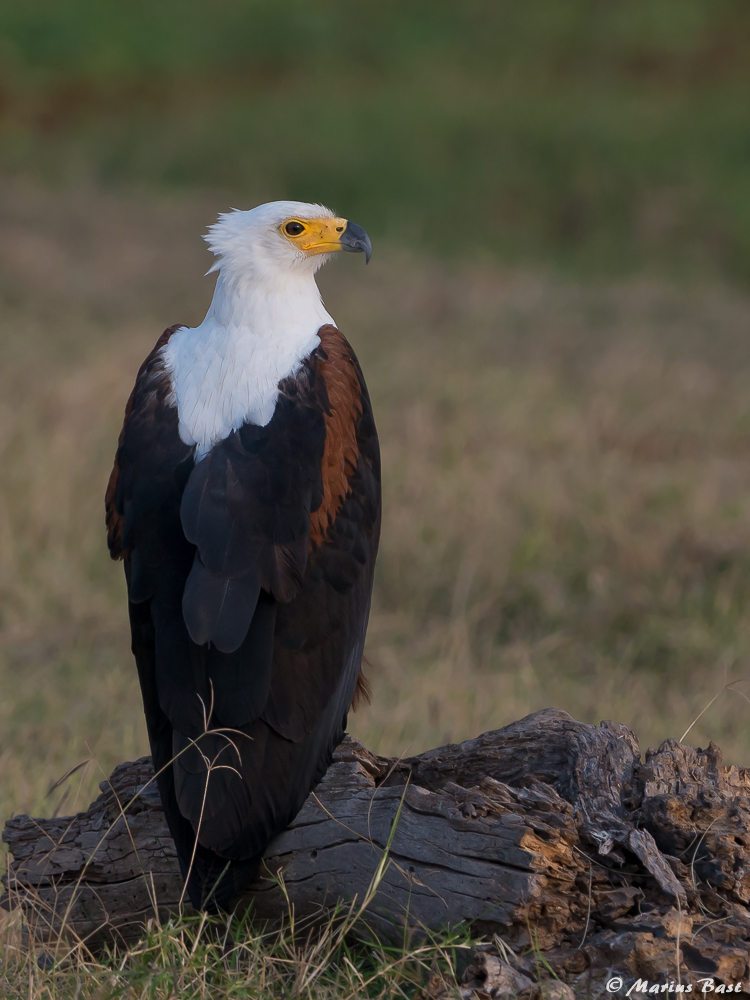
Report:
1,906,475,999
2,1,750,279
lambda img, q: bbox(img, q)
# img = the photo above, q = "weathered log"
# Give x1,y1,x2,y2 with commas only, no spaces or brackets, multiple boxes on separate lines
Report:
4,708,750,989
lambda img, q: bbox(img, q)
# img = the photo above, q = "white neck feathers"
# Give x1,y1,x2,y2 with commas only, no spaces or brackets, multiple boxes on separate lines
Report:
162,267,333,459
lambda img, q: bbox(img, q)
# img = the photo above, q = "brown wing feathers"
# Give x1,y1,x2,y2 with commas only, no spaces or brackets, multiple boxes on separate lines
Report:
105,324,183,561
310,324,364,547
314,325,380,718
106,322,380,909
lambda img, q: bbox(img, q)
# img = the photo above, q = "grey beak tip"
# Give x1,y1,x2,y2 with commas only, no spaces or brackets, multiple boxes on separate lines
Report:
342,220,372,265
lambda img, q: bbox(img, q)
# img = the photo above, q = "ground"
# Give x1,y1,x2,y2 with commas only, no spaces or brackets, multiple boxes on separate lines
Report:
3,178,750,838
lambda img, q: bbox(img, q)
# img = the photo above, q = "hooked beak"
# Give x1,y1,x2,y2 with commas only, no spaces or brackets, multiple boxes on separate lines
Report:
339,220,372,264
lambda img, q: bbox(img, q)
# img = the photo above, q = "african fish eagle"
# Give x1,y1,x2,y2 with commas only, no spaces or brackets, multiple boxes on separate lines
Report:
105,202,380,909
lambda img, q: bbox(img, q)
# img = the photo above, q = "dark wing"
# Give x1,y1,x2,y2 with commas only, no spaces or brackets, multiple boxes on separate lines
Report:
106,323,380,906
106,324,185,562
180,368,326,652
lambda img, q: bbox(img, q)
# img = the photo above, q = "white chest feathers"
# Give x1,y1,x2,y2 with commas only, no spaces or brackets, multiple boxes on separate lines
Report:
161,274,333,459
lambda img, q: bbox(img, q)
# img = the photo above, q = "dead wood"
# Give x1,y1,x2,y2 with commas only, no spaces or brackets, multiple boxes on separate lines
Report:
3,707,750,989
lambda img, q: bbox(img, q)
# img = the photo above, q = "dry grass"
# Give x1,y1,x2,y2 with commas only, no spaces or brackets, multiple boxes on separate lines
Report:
3,177,750,838
0,903,472,999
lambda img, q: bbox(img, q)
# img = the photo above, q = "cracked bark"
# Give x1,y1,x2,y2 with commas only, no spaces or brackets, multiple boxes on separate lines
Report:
3,708,750,987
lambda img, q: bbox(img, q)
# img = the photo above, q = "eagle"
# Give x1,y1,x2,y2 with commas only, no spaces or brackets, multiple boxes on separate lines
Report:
105,201,380,909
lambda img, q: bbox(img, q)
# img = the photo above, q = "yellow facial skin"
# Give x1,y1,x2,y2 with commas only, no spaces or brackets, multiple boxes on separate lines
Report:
280,217,349,256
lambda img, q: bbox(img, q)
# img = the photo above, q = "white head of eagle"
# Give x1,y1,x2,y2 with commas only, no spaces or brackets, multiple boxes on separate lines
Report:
162,200,372,458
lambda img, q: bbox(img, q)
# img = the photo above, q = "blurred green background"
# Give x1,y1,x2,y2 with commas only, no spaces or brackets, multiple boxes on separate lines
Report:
4,0,750,832
2,0,750,280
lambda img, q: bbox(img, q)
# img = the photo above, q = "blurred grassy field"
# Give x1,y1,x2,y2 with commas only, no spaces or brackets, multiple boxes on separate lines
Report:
1,0,750,278
3,178,750,834
2,0,750,828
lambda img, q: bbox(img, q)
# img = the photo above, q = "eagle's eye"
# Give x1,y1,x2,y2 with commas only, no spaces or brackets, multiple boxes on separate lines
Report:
285,221,305,236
